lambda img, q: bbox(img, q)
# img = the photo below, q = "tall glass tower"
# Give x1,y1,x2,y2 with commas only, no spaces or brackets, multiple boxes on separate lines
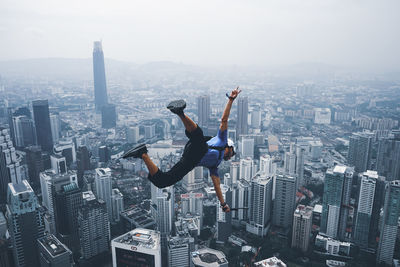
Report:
93,41,108,111
32,100,53,152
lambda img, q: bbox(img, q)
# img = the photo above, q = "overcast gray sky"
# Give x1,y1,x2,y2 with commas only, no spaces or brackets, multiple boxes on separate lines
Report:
0,0,399,70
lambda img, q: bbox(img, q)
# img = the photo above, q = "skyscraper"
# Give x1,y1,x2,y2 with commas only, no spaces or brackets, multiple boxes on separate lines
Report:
167,236,194,267
37,234,74,267
353,171,385,248
231,179,250,221
240,137,254,158
12,115,36,147
151,186,174,266
347,132,373,173
24,146,44,191
111,228,161,267
236,96,248,138
6,180,45,267
101,104,117,129
76,145,91,186
126,126,139,143
246,173,273,237
78,191,110,260
32,100,53,152
320,166,354,239
40,170,78,234
376,130,400,181
95,168,113,220
216,185,232,243
239,157,254,182
0,127,24,203
291,205,313,252
50,114,61,144
376,180,400,265
250,107,261,129
273,174,296,229
197,95,210,130
295,145,305,187
93,41,108,111
54,182,83,256
111,188,124,223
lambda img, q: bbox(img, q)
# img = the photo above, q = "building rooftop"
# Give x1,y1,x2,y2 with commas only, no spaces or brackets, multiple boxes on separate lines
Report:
112,228,160,250
254,257,287,267
191,247,228,267
294,205,313,217
38,234,69,257
313,204,323,214
9,180,32,194
82,191,96,202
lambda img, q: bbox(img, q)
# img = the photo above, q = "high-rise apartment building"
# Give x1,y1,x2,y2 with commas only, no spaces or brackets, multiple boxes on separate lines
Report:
78,191,110,260
217,185,232,243
6,180,45,267
93,41,108,111
353,171,385,248
246,173,273,237
240,137,254,158
291,205,313,252
197,95,210,130
95,168,112,220
32,100,53,152
273,174,296,229
37,234,74,267
111,228,161,267
240,157,254,182
231,179,250,221
320,166,354,240
236,97,248,138
376,180,400,265
111,188,124,223
126,126,139,144
377,130,400,181
348,132,373,173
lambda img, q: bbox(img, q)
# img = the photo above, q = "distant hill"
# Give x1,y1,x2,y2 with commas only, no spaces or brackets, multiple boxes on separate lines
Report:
0,58,202,81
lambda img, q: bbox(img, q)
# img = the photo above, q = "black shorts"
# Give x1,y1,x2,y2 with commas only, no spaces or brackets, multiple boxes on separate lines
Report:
148,126,208,188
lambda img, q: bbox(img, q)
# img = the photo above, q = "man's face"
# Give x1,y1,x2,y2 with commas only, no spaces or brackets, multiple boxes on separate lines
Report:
223,147,234,161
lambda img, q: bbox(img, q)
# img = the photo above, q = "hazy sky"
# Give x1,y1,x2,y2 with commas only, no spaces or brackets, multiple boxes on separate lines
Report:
1,0,399,70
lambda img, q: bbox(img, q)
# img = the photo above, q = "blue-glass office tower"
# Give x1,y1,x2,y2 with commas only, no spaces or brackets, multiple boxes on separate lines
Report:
32,100,53,152
93,41,108,111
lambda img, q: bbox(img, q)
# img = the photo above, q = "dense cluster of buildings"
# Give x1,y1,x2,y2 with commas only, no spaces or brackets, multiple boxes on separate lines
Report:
0,41,399,267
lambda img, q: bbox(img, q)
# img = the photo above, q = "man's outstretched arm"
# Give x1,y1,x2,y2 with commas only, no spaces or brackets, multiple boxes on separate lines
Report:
211,174,230,212
219,87,242,131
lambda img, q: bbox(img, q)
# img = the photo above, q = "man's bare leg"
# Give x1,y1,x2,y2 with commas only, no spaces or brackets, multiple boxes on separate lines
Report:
142,153,159,176
178,114,197,133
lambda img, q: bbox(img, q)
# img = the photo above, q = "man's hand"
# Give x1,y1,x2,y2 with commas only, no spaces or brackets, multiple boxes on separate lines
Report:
229,86,242,100
221,202,230,213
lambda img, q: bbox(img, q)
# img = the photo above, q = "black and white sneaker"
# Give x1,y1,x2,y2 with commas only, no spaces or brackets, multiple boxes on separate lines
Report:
122,144,148,159
167,100,186,115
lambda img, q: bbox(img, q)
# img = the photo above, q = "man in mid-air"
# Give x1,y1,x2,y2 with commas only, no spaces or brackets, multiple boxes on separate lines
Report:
123,87,242,212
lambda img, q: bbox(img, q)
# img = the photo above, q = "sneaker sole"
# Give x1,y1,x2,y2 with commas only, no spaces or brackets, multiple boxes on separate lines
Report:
122,144,147,158
167,100,186,113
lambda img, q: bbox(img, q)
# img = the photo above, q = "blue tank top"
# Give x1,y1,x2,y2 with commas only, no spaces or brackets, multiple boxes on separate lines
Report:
197,129,227,176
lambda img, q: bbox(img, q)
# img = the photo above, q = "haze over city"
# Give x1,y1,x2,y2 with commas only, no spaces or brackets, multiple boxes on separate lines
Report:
0,1,400,267
1,0,400,70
